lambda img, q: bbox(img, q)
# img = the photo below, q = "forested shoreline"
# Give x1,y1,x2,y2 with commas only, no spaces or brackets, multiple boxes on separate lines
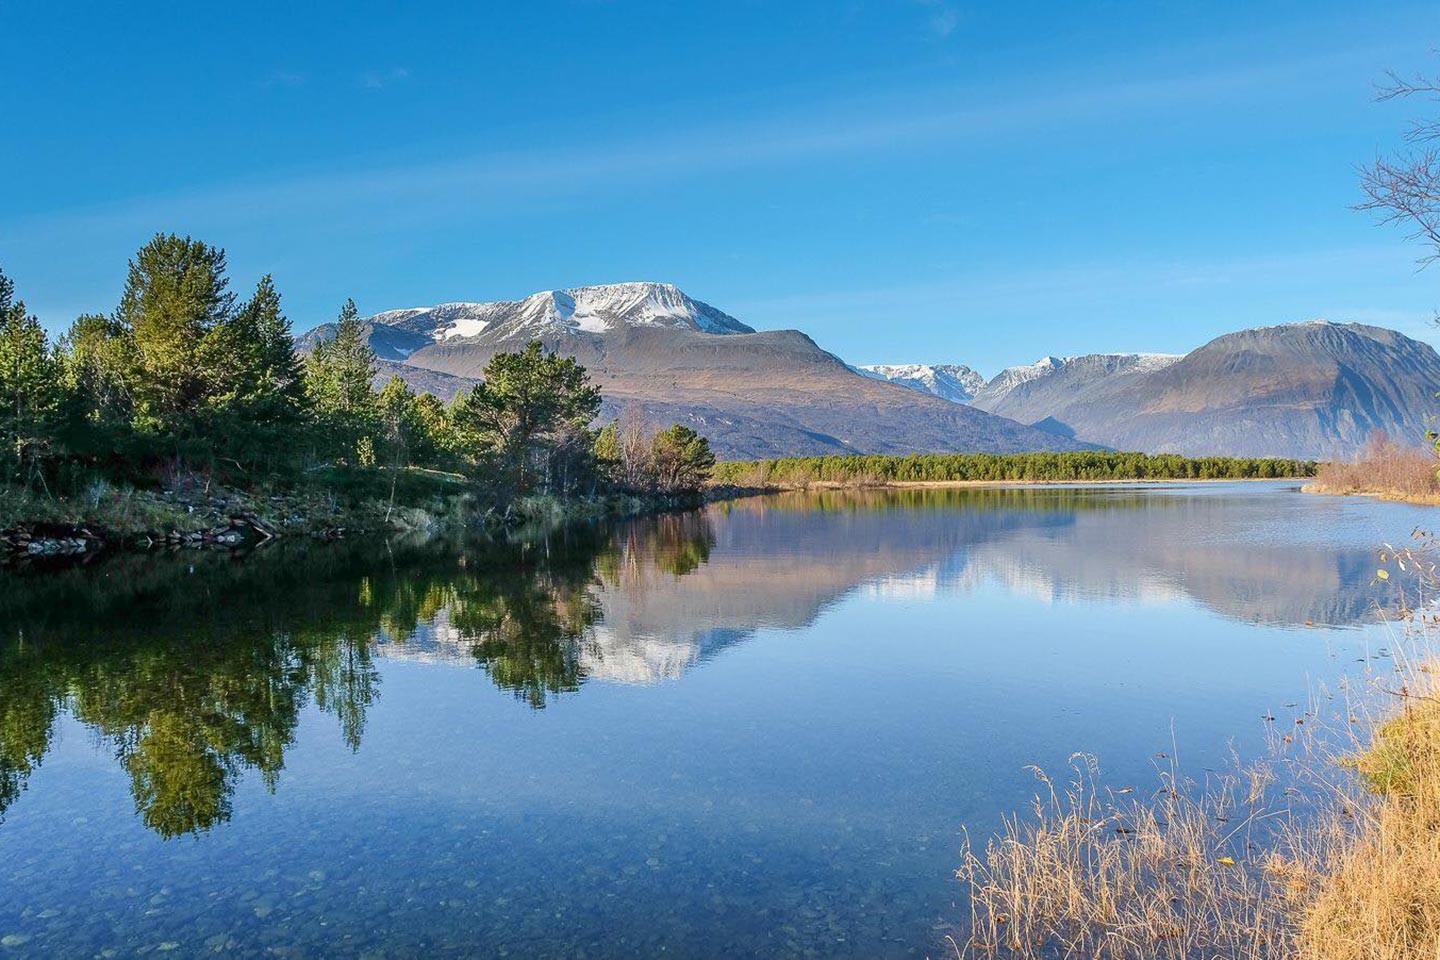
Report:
713,451,1318,487
0,235,715,557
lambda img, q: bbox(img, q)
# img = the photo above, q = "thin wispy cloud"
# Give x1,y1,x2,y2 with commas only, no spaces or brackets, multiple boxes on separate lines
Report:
360,66,410,89
731,244,1435,367
1,45,1379,244
260,69,306,88
737,246,1415,316
915,0,960,38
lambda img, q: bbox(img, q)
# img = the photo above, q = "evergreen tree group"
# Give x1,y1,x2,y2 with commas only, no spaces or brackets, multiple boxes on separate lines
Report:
712,451,1317,486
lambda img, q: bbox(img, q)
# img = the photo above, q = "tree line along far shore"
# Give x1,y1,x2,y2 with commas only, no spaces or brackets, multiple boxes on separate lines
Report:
712,452,1318,486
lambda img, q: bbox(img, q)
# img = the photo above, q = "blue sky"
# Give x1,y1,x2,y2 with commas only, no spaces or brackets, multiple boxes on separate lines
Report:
3,0,1440,375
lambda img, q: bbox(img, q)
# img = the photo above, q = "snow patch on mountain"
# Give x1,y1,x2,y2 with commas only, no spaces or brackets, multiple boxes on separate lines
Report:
854,363,987,403
1127,353,1187,372
981,356,1066,396
444,313,492,339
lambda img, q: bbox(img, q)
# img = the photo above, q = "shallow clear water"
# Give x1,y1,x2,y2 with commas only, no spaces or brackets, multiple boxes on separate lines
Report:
0,483,1429,958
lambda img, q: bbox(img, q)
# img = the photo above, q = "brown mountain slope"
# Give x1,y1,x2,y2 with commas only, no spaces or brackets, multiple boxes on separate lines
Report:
400,325,1089,459
971,322,1440,458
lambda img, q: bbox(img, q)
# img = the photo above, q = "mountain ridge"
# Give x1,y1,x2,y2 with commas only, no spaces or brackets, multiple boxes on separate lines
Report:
968,322,1440,458
300,282,1089,460
300,285,1439,460
979,353,1181,403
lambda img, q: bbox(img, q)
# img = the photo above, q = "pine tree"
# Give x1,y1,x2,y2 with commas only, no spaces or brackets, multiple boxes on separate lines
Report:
209,276,304,406
56,313,137,454
202,275,308,470
116,234,235,429
451,340,601,495
649,424,715,495
305,299,379,465
0,269,62,483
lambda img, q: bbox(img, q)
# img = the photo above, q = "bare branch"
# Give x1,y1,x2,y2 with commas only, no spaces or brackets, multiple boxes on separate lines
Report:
1360,70,1440,266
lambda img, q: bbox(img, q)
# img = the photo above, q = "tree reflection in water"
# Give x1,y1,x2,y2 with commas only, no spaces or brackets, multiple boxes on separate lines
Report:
0,512,715,837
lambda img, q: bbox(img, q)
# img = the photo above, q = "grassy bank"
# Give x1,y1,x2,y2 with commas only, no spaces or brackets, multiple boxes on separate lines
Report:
1306,659,1440,958
0,469,705,559
954,549,1440,959
713,452,1317,489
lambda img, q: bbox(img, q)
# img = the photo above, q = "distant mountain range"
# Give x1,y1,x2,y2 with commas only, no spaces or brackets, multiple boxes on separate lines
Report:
875,323,1440,458
299,284,1440,460
300,283,1085,460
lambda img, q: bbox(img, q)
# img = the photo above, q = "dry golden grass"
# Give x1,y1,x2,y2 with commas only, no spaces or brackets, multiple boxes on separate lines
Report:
1301,659,1440,959
954,539,1440,960
1310,433,1440,503
954,753,1337,959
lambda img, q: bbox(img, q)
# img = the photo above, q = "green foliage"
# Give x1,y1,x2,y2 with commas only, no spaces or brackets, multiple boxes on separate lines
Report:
411,391,458,466
378,375,420,468
56,313,137,456
0,270,62,483
305,298,379,465
650,424,716,494
0,243,713,516
711,452,1319,486
592,416,715,498
200,274,310,471
594,421,621,470
377,375,460,476
451,340,602,496
44,240,312,475
117,234,236,429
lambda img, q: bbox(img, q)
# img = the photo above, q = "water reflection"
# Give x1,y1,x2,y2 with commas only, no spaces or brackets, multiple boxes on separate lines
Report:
0,485,1410,839
704,487,1402,626
0,531,601,835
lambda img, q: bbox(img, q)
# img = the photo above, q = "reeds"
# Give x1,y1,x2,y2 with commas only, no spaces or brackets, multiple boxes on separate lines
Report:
954,539,1440,960
954,753,1333,959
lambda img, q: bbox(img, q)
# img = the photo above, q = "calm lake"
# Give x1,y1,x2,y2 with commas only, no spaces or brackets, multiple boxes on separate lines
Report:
0,483,1429,958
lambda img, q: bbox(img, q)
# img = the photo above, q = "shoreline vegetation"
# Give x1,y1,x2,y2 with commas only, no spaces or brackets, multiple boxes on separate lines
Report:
952,540,1440,959
1305,434,1440,506
712,452,1318,490
0,238,718,562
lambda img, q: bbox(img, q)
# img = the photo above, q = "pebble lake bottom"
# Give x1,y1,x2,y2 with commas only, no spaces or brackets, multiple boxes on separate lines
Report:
0,482,1424,958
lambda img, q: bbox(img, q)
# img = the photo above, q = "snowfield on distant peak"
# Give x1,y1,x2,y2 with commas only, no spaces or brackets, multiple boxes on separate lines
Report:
854,363,987,404
366,282,755,343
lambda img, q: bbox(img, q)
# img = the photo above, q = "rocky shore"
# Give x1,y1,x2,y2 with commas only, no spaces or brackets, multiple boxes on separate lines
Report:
0,483,371,565
0,511,338,563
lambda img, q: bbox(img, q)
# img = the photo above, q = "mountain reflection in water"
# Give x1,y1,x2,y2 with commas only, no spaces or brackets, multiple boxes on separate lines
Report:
0,484,1406,840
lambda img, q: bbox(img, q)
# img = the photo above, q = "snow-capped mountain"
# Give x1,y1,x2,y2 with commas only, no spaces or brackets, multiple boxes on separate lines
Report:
969,325,1440,458
974,353,1182,409
853,363,987,403
295,281,1090,460
365,282,754,344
